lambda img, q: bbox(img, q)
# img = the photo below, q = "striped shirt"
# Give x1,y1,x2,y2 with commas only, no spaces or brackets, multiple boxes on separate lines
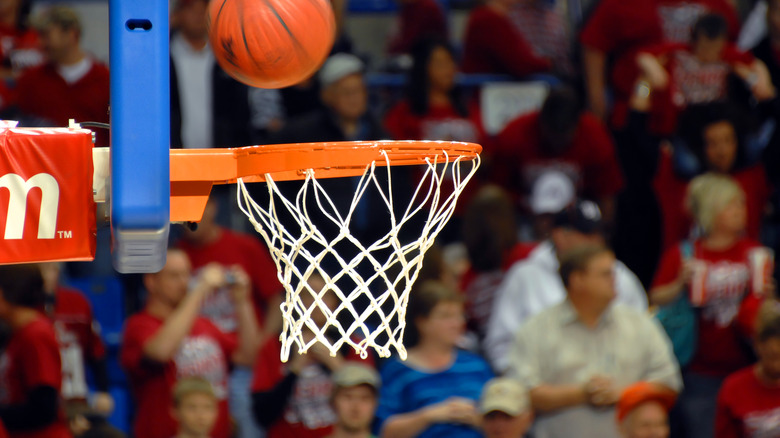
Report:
377,349,494,438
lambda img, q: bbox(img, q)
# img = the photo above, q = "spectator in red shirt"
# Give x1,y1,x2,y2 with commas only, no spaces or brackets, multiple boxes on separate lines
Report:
177,197,283,438
580,0,738,123
716,300,780,438
251,273,373,438
177,197,282,340
492,86,624,226
509,0,572,77
172,377,219,438
0,264,70,438
636,13,774,135
384,38,485,226
12,6,109,145
120,249,260,438
461,0,551,77
385,39,483,144
38,263,113,417
650,173,772,438
0,0,41,77
657,103,771,250
0,0,42,109
386,0,447,56
618,81,773,254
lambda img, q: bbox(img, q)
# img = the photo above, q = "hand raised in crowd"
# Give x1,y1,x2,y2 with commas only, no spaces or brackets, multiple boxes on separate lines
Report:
733,61,776,102
308,342,345,372
423,397,481,427
195,263,227,291
636,53,669,90
92,391,115,415
287,347,312,375
225,264,252,304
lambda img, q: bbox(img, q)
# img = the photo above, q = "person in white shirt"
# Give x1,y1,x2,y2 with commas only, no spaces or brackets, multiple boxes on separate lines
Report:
169,0,251,150
485,200,647,374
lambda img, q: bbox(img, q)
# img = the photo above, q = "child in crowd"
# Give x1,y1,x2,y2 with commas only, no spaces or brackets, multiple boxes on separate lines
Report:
326,364,381,438
173,377,219,438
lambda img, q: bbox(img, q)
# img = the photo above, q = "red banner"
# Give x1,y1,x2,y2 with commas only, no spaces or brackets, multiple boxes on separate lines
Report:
0,128,95,264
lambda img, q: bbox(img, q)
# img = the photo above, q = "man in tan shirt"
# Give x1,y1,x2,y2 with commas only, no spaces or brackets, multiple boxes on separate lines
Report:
506,245,682,438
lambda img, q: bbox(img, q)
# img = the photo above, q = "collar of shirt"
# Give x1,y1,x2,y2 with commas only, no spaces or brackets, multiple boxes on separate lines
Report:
57,56,92,85
530,240,558,272
170,32,212,58
557,299,616,328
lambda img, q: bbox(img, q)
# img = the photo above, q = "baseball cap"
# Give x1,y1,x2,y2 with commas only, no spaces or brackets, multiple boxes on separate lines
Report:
332,363,381,390
480,378,529,416
552,199,603,234
616,382,677,422
319,53,364,88
530,171,576,215
32,6,82,34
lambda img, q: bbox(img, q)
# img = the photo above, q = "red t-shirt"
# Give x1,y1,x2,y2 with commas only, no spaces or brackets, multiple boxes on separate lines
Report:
0,25,42,73
13,60,110,146
652,149,771,251
641,43,753,135
716,366,780,438
120,312,237,438
580,0,738,127
0,24,42,110
47,286,106,402
383,99,487,213
461,5,551,76
492,111,624,203
251,337,374,438
383,100,484,144
178,228,282,333
652,239,763,376
387,0,447,55
0,314,70,438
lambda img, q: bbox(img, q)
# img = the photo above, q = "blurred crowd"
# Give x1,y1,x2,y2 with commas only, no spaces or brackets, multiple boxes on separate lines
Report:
0,0,779,437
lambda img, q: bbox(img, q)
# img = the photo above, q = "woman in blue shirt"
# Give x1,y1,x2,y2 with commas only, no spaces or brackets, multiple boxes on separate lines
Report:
377,281,494,438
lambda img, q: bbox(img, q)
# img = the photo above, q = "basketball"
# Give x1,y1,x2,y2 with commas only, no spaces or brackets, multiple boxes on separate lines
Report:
208,0,336,89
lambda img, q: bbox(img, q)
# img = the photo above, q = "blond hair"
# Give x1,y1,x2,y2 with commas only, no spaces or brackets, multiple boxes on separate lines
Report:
172,377,216,407
685,173,744,235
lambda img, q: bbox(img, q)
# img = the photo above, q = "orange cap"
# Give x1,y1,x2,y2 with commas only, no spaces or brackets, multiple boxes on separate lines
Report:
616,382,677,422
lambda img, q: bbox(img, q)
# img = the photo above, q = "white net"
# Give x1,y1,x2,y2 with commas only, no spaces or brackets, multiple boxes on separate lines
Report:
236,146,480,361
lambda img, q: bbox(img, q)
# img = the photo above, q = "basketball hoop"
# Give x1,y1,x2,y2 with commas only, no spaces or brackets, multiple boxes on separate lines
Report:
3,132,480,361
191,140,482,361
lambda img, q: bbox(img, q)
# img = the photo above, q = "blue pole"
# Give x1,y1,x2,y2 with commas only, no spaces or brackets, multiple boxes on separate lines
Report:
109,0,170,273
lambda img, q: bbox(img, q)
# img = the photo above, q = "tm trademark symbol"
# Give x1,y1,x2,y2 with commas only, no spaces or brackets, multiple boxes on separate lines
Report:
57,230,73,239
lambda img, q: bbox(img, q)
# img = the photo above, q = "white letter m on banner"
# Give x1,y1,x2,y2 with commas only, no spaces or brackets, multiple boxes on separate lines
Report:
0,173,59,239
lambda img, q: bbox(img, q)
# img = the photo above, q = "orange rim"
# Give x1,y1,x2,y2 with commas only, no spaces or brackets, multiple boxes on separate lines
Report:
170,140,482,223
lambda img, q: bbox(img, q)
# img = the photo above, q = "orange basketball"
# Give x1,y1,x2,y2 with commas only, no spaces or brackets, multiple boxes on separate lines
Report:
208,0,336,89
